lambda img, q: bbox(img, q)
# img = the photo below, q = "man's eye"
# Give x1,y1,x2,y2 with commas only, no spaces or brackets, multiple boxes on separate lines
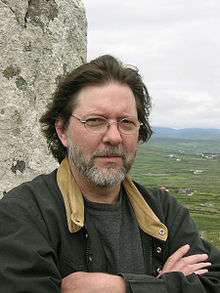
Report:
121,118,135,126
122,118,133,124
85,117,106,127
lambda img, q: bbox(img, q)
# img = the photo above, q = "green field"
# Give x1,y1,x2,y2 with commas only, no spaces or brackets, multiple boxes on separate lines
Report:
131,137,220,248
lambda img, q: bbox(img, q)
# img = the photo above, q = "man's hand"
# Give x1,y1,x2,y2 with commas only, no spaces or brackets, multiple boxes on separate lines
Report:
61,272,126,293
158,244,211,277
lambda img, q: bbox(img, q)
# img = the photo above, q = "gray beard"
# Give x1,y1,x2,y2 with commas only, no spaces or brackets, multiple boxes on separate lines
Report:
68,144,135,188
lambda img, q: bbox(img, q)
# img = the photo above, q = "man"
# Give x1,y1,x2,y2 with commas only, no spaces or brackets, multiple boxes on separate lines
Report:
0,55,219,292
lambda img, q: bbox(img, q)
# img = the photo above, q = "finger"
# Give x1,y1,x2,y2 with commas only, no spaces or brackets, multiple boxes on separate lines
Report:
174,261,211,276
180,253,209,265
189,262,211,272
165,244,190,268
194,269,209,275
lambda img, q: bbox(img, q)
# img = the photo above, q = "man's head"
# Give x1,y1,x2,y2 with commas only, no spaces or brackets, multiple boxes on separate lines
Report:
57,82,141,188
40,54,152,164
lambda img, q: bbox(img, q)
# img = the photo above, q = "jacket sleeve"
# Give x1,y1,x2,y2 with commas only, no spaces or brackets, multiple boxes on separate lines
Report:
0,195,61,292
120,189,220,293
121,271,211,293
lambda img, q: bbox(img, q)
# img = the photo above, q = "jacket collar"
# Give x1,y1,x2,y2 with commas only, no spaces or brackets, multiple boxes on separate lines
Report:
57,157,168,241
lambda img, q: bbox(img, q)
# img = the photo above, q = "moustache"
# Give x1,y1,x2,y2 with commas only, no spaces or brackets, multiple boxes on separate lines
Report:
92,147,126,159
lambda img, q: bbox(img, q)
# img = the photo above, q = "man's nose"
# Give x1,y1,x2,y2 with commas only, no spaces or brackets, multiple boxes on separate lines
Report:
102,122,123,145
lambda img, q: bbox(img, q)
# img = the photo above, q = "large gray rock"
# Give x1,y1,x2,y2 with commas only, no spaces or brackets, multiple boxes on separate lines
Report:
0,0,87,196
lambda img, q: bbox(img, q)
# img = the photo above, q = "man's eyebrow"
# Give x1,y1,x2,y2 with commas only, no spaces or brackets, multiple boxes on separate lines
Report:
81,113,107,118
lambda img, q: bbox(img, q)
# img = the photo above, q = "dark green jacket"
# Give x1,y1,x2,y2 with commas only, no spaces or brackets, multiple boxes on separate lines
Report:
0,170,219,292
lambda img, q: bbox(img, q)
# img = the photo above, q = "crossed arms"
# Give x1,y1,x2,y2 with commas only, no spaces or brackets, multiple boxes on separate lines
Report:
61,244,211,293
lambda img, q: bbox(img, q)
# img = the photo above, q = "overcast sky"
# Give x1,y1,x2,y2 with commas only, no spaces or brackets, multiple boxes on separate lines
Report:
84,0,220,129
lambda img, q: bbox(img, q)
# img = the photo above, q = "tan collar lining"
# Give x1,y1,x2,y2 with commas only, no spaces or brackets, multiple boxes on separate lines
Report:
57,157,168,241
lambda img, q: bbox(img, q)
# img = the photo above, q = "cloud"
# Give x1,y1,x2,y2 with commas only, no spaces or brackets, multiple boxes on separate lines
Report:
150,88,220,128
84,0,220,129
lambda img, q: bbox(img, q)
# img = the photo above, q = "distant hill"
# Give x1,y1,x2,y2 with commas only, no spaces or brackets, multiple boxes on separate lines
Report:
152,127,220,141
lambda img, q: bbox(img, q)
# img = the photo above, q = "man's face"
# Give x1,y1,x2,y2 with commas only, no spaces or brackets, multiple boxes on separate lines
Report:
58,82,139,188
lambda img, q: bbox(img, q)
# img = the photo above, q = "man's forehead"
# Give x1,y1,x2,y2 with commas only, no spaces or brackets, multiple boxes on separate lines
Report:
73,83,137,116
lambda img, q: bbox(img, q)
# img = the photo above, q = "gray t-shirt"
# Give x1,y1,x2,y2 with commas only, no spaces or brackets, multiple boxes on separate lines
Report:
84,188,145,275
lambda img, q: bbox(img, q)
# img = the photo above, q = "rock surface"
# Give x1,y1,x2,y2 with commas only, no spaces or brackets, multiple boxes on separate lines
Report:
0,0,87,196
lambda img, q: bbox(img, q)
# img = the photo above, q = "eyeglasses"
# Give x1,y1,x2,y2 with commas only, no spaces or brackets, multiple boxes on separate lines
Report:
71,114,142,135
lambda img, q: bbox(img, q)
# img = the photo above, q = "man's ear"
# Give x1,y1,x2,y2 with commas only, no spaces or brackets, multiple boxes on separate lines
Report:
55,119,68,147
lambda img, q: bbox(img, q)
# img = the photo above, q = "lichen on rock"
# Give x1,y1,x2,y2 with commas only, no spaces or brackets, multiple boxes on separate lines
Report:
0,0,87,193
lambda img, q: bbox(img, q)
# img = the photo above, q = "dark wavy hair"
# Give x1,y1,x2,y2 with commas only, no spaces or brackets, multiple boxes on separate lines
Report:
40,55,152,163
